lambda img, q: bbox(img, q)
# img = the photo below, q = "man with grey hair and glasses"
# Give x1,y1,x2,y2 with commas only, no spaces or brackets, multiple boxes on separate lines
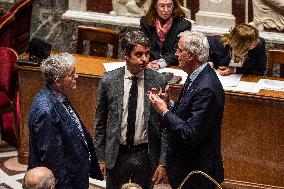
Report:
28,53,102,189
22,167,55,189
148,31,225,188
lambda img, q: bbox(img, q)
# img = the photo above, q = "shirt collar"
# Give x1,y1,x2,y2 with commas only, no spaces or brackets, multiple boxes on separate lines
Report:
189,62,208,82
124,66,144,79
51,87,67,103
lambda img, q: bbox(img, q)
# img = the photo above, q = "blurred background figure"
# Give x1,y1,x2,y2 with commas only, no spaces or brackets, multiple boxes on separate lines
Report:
140,0,191,69
208,23,267,76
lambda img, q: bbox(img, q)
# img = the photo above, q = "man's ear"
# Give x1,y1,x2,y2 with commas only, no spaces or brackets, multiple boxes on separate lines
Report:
54,78,61,87
124,52,130,60
188,51,195,61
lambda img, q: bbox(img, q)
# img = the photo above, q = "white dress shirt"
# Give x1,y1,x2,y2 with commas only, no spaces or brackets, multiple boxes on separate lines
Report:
120,67,148,145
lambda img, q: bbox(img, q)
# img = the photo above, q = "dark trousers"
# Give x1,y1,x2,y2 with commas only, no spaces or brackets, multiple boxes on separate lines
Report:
106,144,152,189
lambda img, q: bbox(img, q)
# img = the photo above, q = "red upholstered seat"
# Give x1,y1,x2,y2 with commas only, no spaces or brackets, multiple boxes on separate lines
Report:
0,47,18,96
9,0,32,54
0,92,11,107
0,47,19,147
0,11,12,24
10,0,31,12
0,11,15,47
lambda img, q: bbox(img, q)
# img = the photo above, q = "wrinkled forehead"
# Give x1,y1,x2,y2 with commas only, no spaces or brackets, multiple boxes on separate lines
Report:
157,0,173,4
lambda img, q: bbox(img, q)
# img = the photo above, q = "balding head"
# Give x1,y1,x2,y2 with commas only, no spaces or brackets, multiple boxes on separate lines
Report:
22,167,55,189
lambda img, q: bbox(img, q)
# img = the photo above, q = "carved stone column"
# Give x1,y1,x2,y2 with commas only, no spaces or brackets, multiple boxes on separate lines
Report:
195,0,235,28
252,0,284,32
69,0,87,11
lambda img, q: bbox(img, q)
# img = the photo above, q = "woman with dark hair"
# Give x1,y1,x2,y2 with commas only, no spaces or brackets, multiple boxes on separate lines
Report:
208,23,267,76
140,0,192,69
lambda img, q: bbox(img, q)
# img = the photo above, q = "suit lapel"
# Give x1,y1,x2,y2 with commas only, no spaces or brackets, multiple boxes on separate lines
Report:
144,69,154,123
113,67,125,123
178,65,211,107
67,102,89,148
44,85,88,149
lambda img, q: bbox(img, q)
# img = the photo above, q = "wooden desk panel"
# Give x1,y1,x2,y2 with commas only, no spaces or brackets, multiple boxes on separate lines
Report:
16,56,284,189
222,96,284,188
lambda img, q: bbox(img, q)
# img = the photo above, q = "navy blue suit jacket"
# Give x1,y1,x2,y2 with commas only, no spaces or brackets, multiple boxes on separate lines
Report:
28,85,102,189
162,65,224,189
140,16,192,66
208,35,267,76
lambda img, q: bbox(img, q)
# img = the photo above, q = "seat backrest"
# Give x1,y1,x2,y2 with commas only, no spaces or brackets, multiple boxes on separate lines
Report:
0,47,18,98
0,11,15,47
76,26,119,58
9,0,33,54
267,49,284,78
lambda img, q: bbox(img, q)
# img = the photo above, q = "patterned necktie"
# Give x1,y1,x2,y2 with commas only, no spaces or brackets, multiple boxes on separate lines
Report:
62,99,85,138
182,75,191,97
62,99,91,160
126,76,138,146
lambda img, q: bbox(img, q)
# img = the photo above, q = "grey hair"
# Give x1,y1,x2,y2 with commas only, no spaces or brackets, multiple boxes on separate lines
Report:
22,173,55,189
40,53,75,84
178,31,209,63
121,29,150,54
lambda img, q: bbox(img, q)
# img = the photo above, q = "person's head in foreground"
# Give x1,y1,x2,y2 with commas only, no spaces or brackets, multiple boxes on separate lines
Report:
22,167,55,189
121,182,143,189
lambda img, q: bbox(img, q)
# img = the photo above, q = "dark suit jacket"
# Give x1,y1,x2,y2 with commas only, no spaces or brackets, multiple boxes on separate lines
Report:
28,85,102,189
140,16,192,66
208,35,267,76
162,65,224,189
94,67,167,170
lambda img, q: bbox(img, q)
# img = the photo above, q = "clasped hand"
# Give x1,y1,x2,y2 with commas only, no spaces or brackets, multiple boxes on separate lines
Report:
147,85,170,115
147,60,160,70
218,66,235,76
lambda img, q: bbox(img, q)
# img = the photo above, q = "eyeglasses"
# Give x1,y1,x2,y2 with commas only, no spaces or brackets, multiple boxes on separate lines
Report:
157,3,174,10
65,71,78,79
176,47,186,53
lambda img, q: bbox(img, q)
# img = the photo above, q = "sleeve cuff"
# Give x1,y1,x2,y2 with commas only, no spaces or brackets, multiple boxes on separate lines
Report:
162,110,169,117
157,58,167,68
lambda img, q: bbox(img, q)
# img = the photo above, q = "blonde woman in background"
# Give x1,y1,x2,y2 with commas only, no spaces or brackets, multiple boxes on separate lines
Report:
208,23,267,76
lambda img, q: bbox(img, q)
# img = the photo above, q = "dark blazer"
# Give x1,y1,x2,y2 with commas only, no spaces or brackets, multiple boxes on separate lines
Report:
140,16,192,66
162,64,224,189
208,35,267,76
28,85,102,189
94,67,167,169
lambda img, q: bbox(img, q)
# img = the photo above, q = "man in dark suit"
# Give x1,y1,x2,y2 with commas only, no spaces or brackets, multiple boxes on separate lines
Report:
93,30,168,189
148,31,225,189
28,53,102,189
